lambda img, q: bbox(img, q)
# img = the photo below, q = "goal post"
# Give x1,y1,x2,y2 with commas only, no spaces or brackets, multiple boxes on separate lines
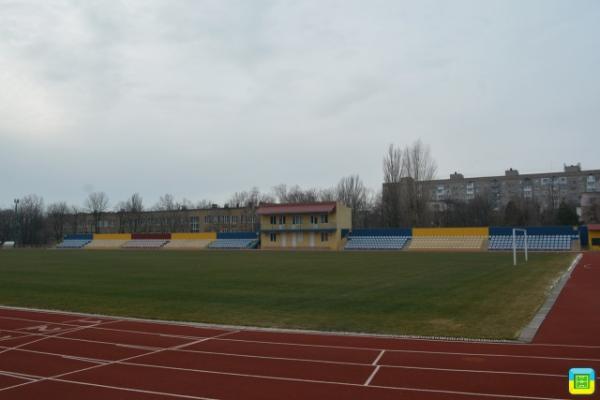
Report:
512,228,528,266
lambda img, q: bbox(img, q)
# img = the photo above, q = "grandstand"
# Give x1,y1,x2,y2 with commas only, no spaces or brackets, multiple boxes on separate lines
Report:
55,234,93,249
487,226,578,251
344,229,411,250
122,239,169,249
58,225,581,252
162,233,216,249
407,228,487,251
208,232,259,249
122,233,171,249
84,234,131,249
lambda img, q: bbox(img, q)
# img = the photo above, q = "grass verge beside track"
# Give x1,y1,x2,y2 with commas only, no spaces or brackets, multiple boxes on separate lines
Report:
0,250,572,339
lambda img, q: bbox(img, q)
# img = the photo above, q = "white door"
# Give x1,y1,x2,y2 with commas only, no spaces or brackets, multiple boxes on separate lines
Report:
282,233,287,247
292,233,297,248
309,233,315,247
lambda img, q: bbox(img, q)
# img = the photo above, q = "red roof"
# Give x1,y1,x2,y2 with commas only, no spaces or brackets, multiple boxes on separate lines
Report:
588,224,600,231
256,202,336,215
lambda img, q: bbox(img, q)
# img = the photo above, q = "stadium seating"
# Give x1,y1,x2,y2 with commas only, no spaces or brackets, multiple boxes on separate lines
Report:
488,235,572,251
163,240,212,249
56,239,91,249
208,238,259,249
408,236,486,250
86,239,129,249
122,240,169,249
344,236,410,250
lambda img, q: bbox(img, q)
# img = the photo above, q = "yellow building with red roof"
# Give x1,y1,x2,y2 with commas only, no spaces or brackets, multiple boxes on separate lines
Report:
257,202,352,250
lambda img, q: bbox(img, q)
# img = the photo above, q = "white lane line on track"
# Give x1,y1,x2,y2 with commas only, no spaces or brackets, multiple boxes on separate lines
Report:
372,350,385,365
5,304,600,349
33,378,219,400
0,315,222,341
2,325,599,369
0,333,576,400
364,365,380,385
66,360,571,400
0,370,39,382
0,319,121,357
0,329,240,394
2,344,582,380
2,311,600,351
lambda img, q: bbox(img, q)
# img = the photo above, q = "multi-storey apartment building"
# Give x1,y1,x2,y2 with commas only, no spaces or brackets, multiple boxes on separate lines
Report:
385,164,600,211
257,202,352,250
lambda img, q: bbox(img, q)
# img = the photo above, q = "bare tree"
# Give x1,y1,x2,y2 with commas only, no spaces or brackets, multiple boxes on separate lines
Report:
318,187,337,202
382,144,405,227
227,187,273,231
272,184,320,203
383,144,405,184
154,194,177,211
402,140,437,226
85,192,109,234
118,193,144,233
196,199,213,209
18,195,46,245
0,208,15,243
47,202,69,242
336,175,368,227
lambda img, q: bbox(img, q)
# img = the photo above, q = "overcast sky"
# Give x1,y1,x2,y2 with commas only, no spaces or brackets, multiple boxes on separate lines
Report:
1,0,599,209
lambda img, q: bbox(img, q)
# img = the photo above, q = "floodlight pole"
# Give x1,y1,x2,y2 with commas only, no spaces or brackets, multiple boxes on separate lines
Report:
13,198,19,247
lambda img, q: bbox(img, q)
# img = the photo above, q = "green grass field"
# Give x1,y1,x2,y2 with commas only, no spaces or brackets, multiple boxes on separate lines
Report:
0,250,573,339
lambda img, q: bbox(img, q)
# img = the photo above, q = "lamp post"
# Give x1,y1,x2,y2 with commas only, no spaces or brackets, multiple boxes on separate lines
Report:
14,198,19,246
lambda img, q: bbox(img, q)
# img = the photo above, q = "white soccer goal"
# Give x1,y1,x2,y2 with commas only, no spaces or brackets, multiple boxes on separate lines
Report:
512,228,528,266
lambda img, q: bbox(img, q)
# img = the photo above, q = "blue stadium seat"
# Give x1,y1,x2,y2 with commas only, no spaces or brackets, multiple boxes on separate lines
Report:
56,239,91,249
488,235,572,251
344,236,410,250
208,239,259,249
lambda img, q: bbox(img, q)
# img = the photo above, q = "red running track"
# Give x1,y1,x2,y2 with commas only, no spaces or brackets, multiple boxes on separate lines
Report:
0,253,598,399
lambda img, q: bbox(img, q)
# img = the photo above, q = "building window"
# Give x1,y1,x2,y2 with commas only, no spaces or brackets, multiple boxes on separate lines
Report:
270,215,276,224
231,216,238,224
541,177,552,186
270,233,277,242
321,232,329,242
588,175,597,192
278,215,286,224
523,186,533,199
320,214,328,223
292,215,302,224
310,215,318,224
190,216,199,232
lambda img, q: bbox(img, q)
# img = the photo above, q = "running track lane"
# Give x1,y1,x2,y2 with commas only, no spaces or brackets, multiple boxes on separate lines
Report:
0,254,596,399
